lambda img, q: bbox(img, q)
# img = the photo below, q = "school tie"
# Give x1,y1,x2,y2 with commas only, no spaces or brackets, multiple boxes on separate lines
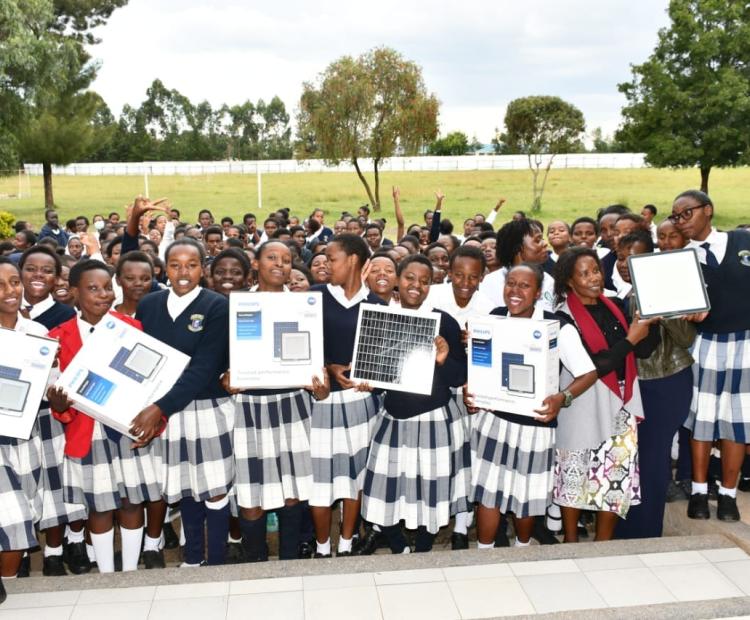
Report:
24,304,33,313
700,242,720,268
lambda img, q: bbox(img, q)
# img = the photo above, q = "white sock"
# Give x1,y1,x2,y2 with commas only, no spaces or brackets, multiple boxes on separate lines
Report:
372,524,381,532
120,526,144,572
692,481,708,495
228,534,242,544
454,512,469,535
66,526,84,544
477,541,495,550
179,522,186,547
179,561,202,568
546,504,562,532
205,495,229,510
514,537,531,547
1,575,17,580
86,543,96,562
719,485,737,498
143,534,161,553
44,544,63,558
90,529,115,573
338,536,353,553
316,538,331,555
400,547,411,554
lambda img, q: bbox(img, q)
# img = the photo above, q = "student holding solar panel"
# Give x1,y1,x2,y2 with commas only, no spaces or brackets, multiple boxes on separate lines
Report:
45,260,164,574
222,240,329,562
361,253,467,553
0,257,50,601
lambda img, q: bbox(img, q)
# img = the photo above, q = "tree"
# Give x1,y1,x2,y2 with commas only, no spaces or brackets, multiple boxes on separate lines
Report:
617,0,750,193
590,127,625,153
499,96,585,213
428,131,469,156
297,47,439,211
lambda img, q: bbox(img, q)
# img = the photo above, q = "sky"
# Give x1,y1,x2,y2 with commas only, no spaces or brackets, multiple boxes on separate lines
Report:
89,0,672,144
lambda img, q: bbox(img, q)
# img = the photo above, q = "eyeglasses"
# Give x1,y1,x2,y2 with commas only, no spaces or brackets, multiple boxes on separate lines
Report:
669,204,709,224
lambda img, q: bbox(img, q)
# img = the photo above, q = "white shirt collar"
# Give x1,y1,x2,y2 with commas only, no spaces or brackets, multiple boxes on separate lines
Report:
687,227,728,265
326,283,369,309
76,312,98,343
250,284,290,292
25,294,55,318
167,286,202,321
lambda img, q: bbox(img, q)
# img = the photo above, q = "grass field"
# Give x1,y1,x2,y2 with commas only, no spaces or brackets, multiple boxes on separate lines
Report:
1,166,748,238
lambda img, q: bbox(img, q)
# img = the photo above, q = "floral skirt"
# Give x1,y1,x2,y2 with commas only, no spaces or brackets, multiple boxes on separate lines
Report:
553,407,640,518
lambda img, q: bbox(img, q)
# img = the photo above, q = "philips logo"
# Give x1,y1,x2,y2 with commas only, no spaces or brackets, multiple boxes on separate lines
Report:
533,330,542,339
473,329,491,338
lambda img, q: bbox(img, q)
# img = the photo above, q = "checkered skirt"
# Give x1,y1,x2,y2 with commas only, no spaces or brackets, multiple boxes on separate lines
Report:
0,432,43,551
233,390,313,510
37,408,87,529
309,389,379,507
449,387,472,515
161,397,235,504
470,411,555,518
361,401,461,534
64,422,163,512
685,330,750,442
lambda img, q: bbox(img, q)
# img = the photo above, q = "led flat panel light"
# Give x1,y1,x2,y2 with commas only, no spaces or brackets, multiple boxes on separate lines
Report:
281,331,311,362
124,344,163,380
628,248,711,319
507,363,535,395
0,377,31,415
274,322,299,358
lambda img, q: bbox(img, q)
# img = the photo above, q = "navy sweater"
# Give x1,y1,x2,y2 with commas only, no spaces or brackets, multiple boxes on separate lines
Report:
33,300,76,331
312,284,385,392
383,309,467,420
136,288,230,415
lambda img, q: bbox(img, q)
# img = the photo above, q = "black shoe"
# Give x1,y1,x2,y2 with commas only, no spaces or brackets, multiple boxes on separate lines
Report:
225,542,246,564
163,522,179,550
337,550,353,557
451,532,469,550
494,525,510,548
17,554,30,578
43,555,67,576
738,478,750,493
717,494,740,521
313,552,331,558
532,517,559,545
0,578,6,605
142,549,166,569
64,541,91,575
356,528,384,556
666,479,690,503
687,493,710,519
297,538,315,559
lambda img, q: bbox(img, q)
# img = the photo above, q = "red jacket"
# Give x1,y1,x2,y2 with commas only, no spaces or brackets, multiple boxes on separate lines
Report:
50,311,142,458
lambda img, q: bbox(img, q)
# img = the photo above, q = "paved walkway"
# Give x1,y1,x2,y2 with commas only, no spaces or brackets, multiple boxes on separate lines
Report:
3,536,750,619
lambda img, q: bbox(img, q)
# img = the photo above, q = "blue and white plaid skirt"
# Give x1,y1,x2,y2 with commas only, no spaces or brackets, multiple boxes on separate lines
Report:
0,432,43,551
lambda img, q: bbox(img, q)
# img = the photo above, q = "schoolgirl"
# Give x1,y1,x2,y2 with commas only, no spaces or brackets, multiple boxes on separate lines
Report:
0,258,47,601
361,254,467,553
46,260,162,573
365,252,399,305
231,241,328,561
469,264,596,548
18,247,87,576
309,234,384,558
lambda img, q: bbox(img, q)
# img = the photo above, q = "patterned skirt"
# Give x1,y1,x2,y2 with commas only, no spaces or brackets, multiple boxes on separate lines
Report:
309,389,379,507
161,397,235,504
449,387,472,515
64,422,163,512
234,390,313,510
361,401,460,534
470,411,555,518
0,434,43,551
685,330,750,442
553,407,640,518
37,408,87,529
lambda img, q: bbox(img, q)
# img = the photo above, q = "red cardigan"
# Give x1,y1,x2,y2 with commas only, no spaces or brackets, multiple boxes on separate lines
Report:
50,311,142,458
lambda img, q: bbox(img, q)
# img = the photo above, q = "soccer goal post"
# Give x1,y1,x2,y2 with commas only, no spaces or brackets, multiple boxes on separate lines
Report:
0,170,31,200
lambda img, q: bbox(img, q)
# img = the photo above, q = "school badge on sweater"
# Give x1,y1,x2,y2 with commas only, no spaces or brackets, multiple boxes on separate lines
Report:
188,314,205,332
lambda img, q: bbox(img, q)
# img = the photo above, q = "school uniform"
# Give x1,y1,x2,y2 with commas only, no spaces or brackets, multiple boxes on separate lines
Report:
136,286,232,565
361,309,467,536
0,316,46,551
27,297,87,530
471,307,595,518
308,284,383,507
49,312,163,513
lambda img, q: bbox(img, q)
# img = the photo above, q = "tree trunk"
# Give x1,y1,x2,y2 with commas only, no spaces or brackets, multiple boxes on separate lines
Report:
373,158,381,212
352,158,377,209
700,166,710,194
43,161,54,209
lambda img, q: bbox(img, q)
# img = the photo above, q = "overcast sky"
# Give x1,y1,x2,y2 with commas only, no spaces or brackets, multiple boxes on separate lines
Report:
89,0,671,144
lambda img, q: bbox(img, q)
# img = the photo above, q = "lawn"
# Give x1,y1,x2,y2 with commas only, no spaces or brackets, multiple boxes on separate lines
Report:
2,166,748,237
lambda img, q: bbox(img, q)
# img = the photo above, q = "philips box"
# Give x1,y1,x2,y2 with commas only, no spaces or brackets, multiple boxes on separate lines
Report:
0,328,58,439
467,316,560,417
55,316,190,439
229,292,324,389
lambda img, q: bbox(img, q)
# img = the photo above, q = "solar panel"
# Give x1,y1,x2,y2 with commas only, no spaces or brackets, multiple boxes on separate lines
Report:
350,304,441,395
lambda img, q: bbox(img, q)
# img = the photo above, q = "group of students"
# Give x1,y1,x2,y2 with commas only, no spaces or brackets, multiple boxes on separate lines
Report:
0,188,749,601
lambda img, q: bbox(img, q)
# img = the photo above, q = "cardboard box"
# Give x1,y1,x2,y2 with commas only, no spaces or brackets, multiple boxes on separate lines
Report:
55,316,190,438
229,292,324,389
0,328,58,439
467,316,560,417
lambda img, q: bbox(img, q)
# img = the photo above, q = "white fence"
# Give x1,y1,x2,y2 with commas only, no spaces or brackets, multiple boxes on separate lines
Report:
23,153,647,177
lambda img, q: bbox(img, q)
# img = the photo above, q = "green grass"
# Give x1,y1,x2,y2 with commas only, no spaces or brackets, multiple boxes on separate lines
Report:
2,166,748,238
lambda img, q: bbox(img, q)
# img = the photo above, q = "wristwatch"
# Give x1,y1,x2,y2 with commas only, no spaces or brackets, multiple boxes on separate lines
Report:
562,389,574,408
